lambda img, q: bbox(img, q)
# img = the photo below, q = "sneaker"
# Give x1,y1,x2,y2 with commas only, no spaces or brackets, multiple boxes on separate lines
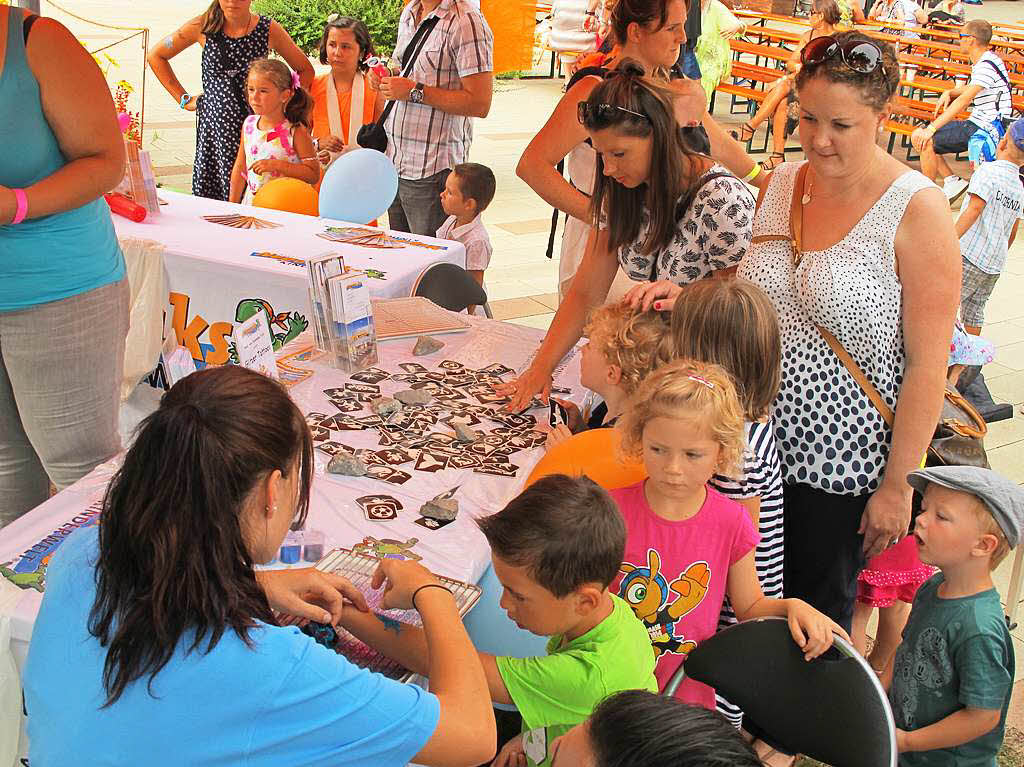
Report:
943,176,969,202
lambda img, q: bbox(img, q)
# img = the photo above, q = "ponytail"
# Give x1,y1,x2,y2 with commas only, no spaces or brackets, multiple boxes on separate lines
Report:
285,86,314,130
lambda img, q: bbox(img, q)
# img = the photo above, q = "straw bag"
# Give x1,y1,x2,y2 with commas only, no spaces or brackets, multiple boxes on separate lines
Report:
751,163,989,468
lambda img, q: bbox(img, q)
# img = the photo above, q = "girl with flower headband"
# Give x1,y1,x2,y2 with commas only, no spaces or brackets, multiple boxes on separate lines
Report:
609,360,847,707
147,0,313,201
229,58,319,204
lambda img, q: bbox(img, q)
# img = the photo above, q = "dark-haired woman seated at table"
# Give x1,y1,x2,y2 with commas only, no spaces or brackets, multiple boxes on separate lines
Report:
23,365,495,767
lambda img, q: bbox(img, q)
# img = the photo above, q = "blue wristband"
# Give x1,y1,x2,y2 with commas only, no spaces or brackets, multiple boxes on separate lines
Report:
179,93,191,109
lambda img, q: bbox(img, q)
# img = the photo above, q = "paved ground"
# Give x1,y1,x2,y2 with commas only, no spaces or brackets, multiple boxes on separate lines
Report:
44,0,1024,754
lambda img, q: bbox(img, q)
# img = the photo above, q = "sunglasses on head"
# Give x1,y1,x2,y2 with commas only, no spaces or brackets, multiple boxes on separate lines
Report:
577,102,649,128
800,36,884,74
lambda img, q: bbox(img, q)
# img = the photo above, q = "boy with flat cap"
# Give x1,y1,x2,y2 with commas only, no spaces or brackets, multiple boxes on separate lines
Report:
884,466,1024,766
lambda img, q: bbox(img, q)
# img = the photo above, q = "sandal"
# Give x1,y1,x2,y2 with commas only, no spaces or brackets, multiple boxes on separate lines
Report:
729,122,756,142
759,152,786,172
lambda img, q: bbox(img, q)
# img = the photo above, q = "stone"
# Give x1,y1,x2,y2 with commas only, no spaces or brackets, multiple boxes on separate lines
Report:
420,497,459,522
370,396,402,418
451,422,480,443
394,388,432,406
327,453,368,477
413,335,445,356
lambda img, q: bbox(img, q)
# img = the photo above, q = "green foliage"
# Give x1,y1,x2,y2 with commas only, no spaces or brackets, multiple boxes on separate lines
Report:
252,0,405,57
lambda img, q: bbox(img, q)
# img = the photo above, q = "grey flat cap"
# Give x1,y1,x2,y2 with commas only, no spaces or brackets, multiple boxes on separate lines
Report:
908,466,1024,547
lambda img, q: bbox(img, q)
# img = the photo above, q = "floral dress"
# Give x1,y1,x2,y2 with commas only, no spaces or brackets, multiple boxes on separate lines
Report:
240,116,300,204
193,15,270,201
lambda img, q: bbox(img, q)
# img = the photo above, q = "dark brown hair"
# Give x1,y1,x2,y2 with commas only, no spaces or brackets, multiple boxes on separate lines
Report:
453,162,497,212
610,0,682,46
582,61,705,256
319,15,376,66
248,58,314,129
668,279,781,421
812,0,842,27
476,474,625,597
200,0,227,36
89,366,314,706
795,30,899,112
590,691,761,767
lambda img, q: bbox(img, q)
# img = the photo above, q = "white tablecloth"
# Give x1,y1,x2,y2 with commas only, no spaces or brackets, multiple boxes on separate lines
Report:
113,191,466,367
0,318,583,672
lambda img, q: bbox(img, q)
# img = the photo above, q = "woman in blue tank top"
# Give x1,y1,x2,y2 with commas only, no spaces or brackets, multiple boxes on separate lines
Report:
0,7,129,525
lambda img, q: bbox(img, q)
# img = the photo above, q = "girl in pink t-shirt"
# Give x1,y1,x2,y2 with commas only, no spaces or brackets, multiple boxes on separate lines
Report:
609,360,848,709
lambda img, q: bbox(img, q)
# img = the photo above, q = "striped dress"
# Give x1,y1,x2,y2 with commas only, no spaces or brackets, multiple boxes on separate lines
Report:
709,419,784,727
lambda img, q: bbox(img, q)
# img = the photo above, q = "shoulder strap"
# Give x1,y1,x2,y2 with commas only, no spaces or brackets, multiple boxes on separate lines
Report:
566,65,609,91
23,11,39,43
983,57,1011,90
373,15,441,133
785,163,897,426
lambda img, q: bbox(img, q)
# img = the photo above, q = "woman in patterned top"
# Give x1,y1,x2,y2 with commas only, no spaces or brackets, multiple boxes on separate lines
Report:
500,64,752,411
637,32,959,632
147,0,313,201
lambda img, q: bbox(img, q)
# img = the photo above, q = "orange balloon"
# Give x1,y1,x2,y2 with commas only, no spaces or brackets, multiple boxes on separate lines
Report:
526,428,647,491
252,178,319,216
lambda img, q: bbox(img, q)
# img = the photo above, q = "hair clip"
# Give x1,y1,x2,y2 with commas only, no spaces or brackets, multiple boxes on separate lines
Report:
291,71,301,90
688,375,715,390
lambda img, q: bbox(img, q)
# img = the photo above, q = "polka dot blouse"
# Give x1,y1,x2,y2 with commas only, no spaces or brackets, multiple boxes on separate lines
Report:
738,161,934,496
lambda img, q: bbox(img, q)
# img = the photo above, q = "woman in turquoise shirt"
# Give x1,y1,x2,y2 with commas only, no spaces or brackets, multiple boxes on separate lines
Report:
0,7,128,525
24,365,496,766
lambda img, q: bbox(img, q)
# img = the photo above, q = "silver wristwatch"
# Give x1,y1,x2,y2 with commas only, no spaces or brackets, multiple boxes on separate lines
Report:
409,82,425,104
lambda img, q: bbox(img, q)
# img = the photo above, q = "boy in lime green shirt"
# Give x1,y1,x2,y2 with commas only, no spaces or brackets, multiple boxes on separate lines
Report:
339,474,657,765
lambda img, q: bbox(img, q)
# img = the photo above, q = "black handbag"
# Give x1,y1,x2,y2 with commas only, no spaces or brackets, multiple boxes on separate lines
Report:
356,16,440,152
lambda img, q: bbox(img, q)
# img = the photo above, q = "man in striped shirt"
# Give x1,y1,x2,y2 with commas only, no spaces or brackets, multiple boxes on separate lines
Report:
911,20,1013,201
371,0,494,235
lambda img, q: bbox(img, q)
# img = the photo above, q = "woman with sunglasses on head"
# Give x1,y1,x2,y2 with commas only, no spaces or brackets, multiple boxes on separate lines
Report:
729,0,844,173
310,15,386,181
631,32,959,639
516,0,695,302
500,63,753,412
23,365,496,767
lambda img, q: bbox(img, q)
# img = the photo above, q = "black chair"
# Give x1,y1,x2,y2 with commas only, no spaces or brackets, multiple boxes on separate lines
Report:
664,616,897,767
410,262,492,318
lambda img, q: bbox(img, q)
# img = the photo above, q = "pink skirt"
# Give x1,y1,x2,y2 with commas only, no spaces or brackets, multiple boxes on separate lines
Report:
856,536,936,608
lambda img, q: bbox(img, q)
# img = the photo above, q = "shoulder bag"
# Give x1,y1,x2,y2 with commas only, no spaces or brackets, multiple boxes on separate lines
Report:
356,15,440,152
751,163,989,467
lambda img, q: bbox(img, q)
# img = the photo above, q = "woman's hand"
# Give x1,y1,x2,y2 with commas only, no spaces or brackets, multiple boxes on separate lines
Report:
785,599,850,660
183,94,200,112
622,280,683,312
372,558,443,611
491,734,526,767
860,482,913,558
0,186,15,226
320,135,345,153
256,568,368,625
494,364,553,412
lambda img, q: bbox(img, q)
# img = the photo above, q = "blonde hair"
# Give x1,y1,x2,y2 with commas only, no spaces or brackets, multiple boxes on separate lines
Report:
668,279,781,421
585,304,671,395
618,360,746,477
965,497,1011,569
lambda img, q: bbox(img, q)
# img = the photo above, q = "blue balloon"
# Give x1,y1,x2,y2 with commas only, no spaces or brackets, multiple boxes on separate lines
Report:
463,565,548,659
318,148,399,225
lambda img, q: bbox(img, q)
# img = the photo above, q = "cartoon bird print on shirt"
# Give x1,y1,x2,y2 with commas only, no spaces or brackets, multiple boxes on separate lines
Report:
618,549,710,659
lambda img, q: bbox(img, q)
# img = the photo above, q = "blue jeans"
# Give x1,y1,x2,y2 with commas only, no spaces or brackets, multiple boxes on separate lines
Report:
677,45,701,80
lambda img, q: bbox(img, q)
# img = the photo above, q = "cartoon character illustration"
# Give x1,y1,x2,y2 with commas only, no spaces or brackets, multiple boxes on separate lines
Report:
352,536,422,561
1,561,47,593
229,298,309,363
618,549,710,659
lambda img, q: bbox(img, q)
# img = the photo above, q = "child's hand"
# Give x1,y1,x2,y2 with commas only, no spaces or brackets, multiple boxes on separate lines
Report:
545,423,573,451
896,729,914,752
251,158,281,176
491,734,526,767
551,397,584,432
786,599,850,660
371,558,443,611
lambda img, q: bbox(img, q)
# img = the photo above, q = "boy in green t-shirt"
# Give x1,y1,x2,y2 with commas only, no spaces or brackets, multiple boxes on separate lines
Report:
337,474,657,764
885,466,1024,767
